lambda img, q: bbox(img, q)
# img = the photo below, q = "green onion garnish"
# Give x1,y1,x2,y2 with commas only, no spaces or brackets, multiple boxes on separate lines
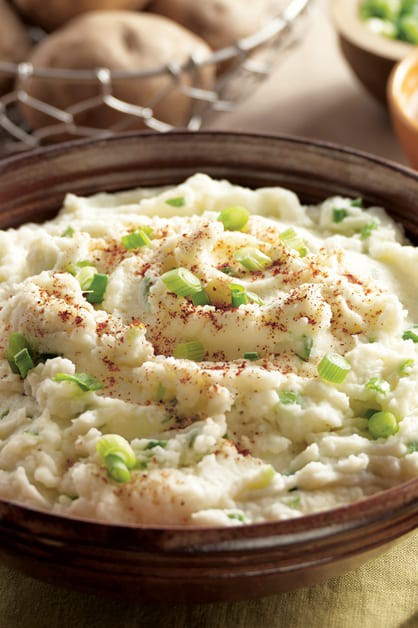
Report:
86,273,108,304
288,496,301,509
144,440,167,450
6,333,35,377
227,512,246,523
173,341,205,361
156,382,165,402
14,348,34,378
161,267,202,297
191,290,210,306
61,226,75,237
279,227,307,257
366,377,390,394
105,455,131,483
75,265,108,304
244,351,260,361
121,228,152,250
230,283,249,307
235,247,272,271
360,220,378,240
219,266,238,277
296,335,313,362
367,411,398,439
165,196,185,207
53,372,104,392
278,391,302,405
96,435,135,461
332,208,348,223
317,352,351,383
247,291,264,305
351,197,363,208
403,328,418,342
406,441,418,454
218,206,249,231
76,266,96,291
399,359,414,375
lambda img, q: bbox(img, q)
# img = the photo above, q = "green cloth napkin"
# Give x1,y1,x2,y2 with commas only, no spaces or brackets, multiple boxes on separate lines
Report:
1,531,417,628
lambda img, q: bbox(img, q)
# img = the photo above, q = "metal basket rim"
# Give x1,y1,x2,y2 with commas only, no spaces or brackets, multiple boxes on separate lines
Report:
0,0,312,82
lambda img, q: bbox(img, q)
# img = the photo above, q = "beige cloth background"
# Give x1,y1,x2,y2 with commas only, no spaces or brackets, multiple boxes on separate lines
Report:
2,3,417,627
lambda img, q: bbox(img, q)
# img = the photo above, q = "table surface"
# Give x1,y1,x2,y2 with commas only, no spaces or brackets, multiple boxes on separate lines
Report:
2,3,417,628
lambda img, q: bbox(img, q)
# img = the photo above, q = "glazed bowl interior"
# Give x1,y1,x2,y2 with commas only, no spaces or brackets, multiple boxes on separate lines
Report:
331,0,412,103
0,131,418,603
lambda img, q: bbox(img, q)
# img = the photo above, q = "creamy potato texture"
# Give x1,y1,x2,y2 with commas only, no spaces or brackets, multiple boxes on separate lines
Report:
0,173,418,526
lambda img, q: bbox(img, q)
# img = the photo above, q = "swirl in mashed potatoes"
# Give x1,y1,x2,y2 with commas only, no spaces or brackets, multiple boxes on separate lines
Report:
0,173,418,526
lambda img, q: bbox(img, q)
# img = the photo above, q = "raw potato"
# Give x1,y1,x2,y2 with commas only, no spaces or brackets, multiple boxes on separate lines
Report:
0,0,31,95
17,12,215,133
12,0,151,31
149,0,271,51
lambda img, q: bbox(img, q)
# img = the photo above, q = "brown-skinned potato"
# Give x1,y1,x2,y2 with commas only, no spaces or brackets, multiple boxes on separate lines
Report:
148,0,271,52
0,0,31,95
17,11,215,134
12,0,151,31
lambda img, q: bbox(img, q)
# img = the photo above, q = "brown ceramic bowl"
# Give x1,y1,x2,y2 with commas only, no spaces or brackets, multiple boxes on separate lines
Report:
0,131,418,603
388,48,418,170
331,0,412,104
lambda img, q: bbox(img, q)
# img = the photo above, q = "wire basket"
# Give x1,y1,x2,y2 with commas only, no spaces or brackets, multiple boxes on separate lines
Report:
0,0,313,154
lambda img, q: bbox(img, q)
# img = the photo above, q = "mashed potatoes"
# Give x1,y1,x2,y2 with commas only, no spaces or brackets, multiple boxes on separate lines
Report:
0,173,418,526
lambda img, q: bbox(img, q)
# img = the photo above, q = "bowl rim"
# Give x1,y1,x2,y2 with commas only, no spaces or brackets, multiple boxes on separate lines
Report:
330,0,412,61
0,129,417,547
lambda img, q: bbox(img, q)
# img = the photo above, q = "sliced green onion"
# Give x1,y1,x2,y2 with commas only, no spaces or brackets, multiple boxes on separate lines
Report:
6,333,34,377
367,411,398,439
121,228,152,250
366,377,390,394
317,352,351,383
144,440,167,450
161,267,202,297
244,351,260,361
399,358,414,375
218,206,249,231
191,290,210,306
156,382,165,402
96,434,136,468
174,341,205,361
235,247,272,271
165,196,185,207
332,208,348,223
247,291,264,305
360,220,378,240
288,496,301,509
85,273,108,304
279,227,307,257
406,441,418,454
351,197,363,208
399,14,418,43
296,335,313,362
54,372,104,392
76,266,96,291
61,226,75,237
230,283,249,307
0,410,9,419
278,391,302,405
219,265,238,277
14,348,34,378
227,512,246,523
403,327,418,342
105,454,131,483
364,408,378,419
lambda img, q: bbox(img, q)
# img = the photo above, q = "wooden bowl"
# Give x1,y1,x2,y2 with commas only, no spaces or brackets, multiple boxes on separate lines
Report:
331,0,412,104
0,131,418,603
387,49,418,170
